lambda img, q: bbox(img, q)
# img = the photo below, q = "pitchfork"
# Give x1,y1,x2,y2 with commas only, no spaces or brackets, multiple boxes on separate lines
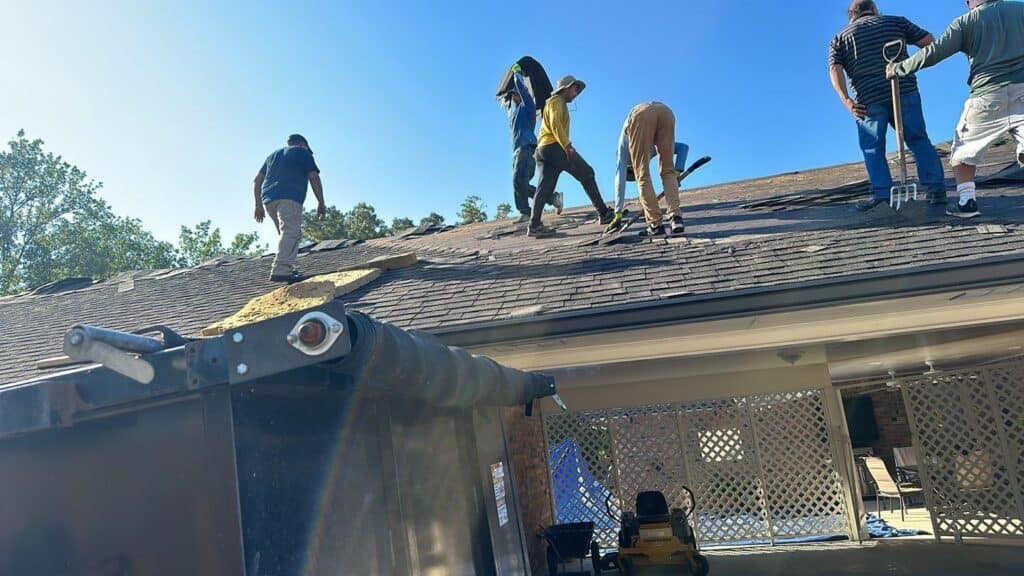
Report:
884,39,918,210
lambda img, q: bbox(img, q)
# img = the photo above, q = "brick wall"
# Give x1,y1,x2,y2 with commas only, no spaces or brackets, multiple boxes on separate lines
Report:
504,407,554,575
843,387,913,472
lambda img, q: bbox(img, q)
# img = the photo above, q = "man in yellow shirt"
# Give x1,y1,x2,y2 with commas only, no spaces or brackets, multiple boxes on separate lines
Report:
529,75,613,237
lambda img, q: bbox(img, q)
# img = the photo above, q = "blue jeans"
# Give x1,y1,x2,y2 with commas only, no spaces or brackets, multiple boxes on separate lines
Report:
857,91,946,200
513,144,537,215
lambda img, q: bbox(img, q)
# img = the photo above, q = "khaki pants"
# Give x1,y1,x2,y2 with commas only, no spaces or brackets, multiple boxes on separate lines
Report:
266,199,303,276
626,102,680,226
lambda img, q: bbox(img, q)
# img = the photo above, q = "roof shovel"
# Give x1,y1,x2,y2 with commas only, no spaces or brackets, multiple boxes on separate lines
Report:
884,39,918,211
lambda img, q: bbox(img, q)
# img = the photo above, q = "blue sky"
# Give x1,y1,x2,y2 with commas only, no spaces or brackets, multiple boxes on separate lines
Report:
1,0,972,245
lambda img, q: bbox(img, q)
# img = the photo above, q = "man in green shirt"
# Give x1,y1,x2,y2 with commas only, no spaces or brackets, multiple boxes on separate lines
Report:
888,0,1024,219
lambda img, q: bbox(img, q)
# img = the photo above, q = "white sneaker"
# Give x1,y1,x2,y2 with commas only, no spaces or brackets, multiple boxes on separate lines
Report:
553,191,564,215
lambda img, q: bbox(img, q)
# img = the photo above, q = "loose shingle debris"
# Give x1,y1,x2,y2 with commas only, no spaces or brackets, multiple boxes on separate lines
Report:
400,223,455,238
508,304,546,319
801,245,828,253
308,239,362,252
29,277,94,296
977,224,1009,234
978,164,1024,187
740,180,870,212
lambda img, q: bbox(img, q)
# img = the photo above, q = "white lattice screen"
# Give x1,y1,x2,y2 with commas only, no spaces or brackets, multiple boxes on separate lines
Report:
544,390,852,547
901,360,1024,540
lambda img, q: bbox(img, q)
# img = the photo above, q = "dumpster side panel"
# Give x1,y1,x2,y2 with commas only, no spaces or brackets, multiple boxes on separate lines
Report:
231,372,395,576
0,391,245,576
231,372,510,576
388,399,497,576
472,406,531,575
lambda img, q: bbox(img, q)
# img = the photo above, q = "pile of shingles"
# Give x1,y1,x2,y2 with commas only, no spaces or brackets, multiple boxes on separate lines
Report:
739,179,872,212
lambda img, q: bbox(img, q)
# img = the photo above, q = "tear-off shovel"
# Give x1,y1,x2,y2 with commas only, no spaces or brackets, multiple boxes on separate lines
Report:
884,39,918,210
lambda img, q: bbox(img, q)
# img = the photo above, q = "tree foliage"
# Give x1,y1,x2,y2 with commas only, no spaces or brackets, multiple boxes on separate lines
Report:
303,204,421,242
175,221,265,267
420,212,445,227
459,195,488,225
346,202,388,240
494,203,513,221
0,131,179,294
302,205,349,243
390,217,414,234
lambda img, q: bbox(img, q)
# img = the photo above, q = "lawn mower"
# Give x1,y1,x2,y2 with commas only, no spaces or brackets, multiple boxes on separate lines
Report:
606,488,709,576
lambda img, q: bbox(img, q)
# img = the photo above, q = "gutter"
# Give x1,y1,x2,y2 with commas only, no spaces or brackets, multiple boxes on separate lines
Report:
431,254,1024,348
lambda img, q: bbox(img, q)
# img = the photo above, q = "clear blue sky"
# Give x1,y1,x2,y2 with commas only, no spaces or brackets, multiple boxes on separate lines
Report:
1,0,972,245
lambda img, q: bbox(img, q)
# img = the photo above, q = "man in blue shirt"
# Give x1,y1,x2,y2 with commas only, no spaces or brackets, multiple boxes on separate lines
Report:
253,134,326,282
502,64,555,223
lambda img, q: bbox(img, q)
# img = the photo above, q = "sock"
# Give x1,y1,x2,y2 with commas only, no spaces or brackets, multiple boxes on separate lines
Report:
957,182,976,206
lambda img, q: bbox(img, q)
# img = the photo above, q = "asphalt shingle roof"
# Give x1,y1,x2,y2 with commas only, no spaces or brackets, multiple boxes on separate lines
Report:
2,142,1024,386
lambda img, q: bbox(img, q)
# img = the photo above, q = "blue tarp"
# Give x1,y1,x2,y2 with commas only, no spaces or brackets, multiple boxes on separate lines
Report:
549,439,619,532
867,514,925,538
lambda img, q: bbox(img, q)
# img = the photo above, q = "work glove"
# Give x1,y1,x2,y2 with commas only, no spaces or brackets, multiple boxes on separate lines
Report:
511,63,522,74
604,211,624,234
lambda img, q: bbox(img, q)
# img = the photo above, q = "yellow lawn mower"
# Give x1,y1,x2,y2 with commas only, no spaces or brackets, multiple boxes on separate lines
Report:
606,488,709,576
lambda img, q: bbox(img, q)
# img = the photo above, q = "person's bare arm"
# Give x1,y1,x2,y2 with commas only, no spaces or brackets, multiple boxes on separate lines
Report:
253,171,265,223
915,34,935,48
308,172,326,219
829,64,867,120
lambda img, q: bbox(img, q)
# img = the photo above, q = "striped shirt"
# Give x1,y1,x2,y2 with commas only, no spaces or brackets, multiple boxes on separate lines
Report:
829,15,930,107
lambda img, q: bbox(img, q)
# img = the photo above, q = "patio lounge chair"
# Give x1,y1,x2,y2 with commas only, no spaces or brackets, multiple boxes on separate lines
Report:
863,456,924,521
893,447,921,486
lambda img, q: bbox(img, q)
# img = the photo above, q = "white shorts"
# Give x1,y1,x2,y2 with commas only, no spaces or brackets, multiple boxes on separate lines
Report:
950,82,1024,167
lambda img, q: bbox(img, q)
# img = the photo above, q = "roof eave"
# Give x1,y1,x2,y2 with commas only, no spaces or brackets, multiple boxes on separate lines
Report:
431,253,1024,348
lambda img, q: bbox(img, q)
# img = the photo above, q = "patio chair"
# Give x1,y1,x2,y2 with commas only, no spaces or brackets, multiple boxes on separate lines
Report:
893,447,921,487
863,457,924,521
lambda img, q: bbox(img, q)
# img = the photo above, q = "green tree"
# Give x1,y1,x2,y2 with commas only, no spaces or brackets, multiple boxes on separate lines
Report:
0,130,177,294
175,221,265,267
494,203,513,221
389,217,415,234
229,231,264,255
303,205,348,243
420,212,445,227
346,202,388,240
23,208,177,289
459,195,488,225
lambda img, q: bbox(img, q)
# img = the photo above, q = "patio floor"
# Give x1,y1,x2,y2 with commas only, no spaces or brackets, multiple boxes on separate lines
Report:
583,540,1024,576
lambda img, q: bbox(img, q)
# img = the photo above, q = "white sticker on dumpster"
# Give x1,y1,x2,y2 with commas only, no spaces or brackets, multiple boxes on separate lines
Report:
491,462,509,526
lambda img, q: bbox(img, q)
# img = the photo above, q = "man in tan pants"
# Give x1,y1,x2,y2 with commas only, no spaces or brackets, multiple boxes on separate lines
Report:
626,102,685,236
254,134,326,281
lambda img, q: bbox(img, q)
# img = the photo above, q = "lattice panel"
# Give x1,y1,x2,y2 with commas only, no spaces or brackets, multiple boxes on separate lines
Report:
609,405,693,521
679,399,772,543
544,391,854,547
748,391,850,538
544,410,620,547
903,361,1024,539
988,362,1024,525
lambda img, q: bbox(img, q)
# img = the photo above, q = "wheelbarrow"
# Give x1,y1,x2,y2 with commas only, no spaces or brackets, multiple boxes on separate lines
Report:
539,522,602,575
884,39,918,211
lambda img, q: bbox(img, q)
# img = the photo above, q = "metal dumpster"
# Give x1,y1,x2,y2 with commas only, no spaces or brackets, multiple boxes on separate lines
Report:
0,302,560,575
